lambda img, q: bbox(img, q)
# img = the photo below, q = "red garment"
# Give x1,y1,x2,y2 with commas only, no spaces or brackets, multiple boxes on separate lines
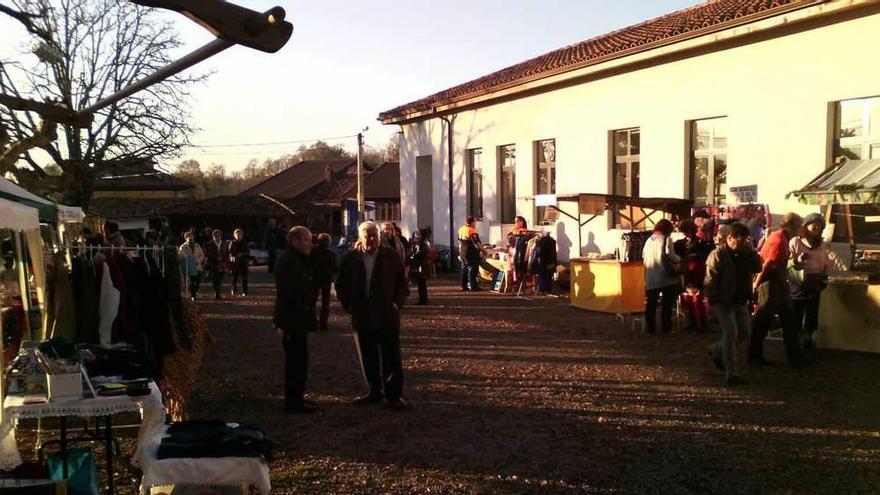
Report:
682,292,707,325
106,255,133,344
760,229,791,272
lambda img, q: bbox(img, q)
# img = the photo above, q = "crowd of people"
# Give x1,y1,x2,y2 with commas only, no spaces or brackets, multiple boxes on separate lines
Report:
641,211,831,385
178,227,254,300
175,218,428,413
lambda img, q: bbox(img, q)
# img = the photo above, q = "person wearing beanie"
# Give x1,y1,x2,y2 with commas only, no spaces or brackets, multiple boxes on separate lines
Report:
789,211,831,357
750,212,804,366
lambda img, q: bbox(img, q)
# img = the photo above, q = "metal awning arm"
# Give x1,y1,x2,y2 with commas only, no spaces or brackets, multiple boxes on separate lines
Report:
548,204,579,223
580,213,600,228
72,0,293,122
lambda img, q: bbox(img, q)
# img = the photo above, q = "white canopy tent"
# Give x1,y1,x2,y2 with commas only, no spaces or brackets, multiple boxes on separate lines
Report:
0,176,84,224
0,197,40,231
0,197,43,449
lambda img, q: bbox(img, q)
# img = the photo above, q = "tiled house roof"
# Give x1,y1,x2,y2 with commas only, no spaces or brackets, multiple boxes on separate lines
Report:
93,172,194,192
240,159,355,198
88,198,192,220
339,162,400,201
379,0,820,121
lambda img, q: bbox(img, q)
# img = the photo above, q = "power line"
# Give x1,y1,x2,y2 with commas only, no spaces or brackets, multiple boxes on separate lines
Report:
190,133,358,149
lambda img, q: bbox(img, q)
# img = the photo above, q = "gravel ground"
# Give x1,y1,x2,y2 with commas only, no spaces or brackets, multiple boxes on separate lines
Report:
11,267,880,494
188,268,880,494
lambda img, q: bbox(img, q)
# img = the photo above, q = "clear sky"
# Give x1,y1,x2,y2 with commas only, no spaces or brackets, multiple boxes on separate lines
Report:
4,0,699,171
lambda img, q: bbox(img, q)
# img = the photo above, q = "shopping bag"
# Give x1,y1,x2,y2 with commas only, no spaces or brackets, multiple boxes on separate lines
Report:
47,448,99,495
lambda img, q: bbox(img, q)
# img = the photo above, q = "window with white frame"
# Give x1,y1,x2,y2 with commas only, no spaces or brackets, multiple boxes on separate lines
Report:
499,144,516,224
466,149,483,219
535,139,556,224
612,128,640,197
374,201,400,222
834,96,880,163
611,128,640,227
690,117,728,206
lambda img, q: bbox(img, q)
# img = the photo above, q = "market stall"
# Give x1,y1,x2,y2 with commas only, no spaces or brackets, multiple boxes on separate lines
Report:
545,194,692,314
788,158,880,353
0,198,43,470
0,198,46,351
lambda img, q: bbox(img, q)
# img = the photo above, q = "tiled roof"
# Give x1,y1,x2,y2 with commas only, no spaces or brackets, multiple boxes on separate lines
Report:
88,198,192,220
240,159,355,198
379,0,817,121
161,195,302,218
93,172,194,192
339,162,400,201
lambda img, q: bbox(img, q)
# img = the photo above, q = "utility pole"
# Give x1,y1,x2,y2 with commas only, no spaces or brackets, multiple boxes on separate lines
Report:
356,129,366,223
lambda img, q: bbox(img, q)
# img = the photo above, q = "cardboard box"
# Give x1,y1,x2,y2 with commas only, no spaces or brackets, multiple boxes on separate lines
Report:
47,372,82,401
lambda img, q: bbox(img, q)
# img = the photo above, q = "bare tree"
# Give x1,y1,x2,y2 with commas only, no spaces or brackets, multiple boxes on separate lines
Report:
0,0,206,207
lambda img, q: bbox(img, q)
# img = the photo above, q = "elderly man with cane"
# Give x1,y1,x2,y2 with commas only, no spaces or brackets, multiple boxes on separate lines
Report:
337,221,409,410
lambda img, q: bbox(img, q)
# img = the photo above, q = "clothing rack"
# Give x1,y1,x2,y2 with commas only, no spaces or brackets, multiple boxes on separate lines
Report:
66,244,167,277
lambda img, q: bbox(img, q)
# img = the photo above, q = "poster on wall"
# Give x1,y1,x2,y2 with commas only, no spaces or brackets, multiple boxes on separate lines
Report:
729,185,758,204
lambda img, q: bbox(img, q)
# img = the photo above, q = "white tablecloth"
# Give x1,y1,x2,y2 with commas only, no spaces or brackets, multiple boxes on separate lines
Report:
1,382,165,471
138,424,271,494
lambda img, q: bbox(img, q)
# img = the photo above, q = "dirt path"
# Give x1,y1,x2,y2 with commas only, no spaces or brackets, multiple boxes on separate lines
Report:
190,268,880,494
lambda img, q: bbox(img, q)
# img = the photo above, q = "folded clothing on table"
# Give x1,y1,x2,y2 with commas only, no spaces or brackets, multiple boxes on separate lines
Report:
157,420,273,461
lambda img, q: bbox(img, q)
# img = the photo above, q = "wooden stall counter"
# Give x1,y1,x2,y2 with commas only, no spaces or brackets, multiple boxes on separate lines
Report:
817,279,880,354
570,258,645,314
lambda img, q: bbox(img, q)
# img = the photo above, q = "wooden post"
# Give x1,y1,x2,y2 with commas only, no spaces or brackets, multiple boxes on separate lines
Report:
13,233,31,338
844,204,857,270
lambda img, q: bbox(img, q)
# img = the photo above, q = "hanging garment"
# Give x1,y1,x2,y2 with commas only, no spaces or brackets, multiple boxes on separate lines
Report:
525,237,539,274
72,256,100,344
535,234,558,269
48,252,77,339
512,235,530,275
136,255,175,366
107,255,134,344
163,246,192,347
97,260,120,346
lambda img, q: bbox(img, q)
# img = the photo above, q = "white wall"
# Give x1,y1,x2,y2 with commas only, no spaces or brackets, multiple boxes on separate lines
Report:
396,11,880,260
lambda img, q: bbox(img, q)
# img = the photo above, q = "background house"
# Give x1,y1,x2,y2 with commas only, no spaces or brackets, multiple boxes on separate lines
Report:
88,158,194,237
163,159,400,242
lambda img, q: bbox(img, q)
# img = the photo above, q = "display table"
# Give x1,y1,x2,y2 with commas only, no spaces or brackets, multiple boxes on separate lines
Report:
570,259,645,314
816,280,880,353
479,258,509,281
138,424,271,494
1,382,165,492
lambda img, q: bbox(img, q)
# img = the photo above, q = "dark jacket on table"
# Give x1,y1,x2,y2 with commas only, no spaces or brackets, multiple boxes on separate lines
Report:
229,239,250,264
273,248,316,333
311,246,337,285
336,245,407,333
204,240,229,272
704,246,762,305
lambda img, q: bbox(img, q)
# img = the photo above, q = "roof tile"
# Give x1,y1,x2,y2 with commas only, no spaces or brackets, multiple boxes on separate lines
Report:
379,0,815,121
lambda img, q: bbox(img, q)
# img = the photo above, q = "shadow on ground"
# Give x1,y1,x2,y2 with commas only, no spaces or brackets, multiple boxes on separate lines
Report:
189,268,880,494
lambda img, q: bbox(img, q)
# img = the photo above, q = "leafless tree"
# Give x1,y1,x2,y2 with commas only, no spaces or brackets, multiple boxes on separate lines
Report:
0,0,207,207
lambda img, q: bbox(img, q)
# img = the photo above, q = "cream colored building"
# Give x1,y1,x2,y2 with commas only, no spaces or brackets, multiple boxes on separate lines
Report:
380,0,880,263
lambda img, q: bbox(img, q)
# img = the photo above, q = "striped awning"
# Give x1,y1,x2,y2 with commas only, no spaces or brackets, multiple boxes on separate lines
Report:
788,159,880,205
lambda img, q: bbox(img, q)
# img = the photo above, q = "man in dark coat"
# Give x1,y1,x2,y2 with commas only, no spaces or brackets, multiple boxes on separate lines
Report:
203,229,228,300
337,221,408,410
264,219,285,274
274,226,318,414
311,233,337,332
229,228,251,297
